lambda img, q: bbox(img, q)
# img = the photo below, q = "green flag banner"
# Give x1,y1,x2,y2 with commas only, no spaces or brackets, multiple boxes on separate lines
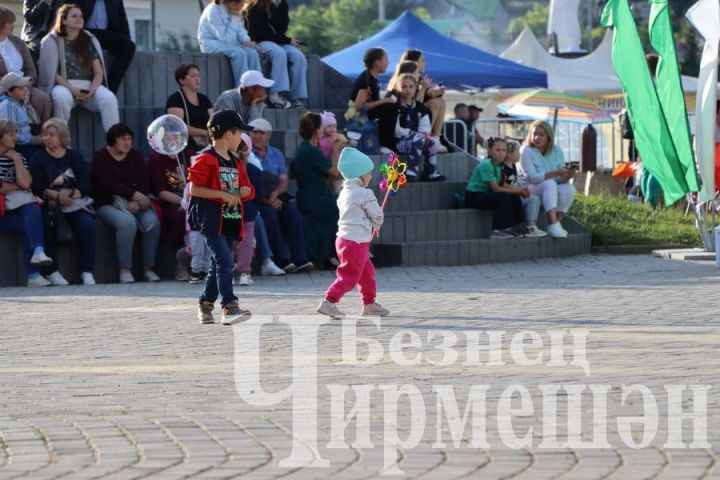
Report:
601,0,690,206
649,0,700,193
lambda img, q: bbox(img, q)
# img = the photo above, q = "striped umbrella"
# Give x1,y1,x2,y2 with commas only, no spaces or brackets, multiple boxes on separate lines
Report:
497,89,613,128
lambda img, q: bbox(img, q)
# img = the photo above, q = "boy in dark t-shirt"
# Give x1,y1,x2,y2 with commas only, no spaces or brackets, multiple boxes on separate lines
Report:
187,110,255,325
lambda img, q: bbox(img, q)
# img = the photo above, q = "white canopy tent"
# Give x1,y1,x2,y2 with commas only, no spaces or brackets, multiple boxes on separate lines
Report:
500,26,700,95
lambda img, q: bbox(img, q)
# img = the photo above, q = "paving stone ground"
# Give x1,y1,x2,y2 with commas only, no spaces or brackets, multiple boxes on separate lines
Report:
1,254,719,479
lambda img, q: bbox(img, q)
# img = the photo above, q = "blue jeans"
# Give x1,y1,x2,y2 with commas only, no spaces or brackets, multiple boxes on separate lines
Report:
43,209,96,273
200,40,262,87
259,41,308,99
200,234,237,307
259,199,308,265
96,205,160,269
254,214,273,262
0,202,45,276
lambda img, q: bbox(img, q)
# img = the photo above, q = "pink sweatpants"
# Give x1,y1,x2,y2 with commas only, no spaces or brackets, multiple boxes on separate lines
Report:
325,237,376,305
233,220,255,274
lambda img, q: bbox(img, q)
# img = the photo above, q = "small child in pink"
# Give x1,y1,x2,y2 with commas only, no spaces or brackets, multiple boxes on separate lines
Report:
318,111,338,159
316,147,389,319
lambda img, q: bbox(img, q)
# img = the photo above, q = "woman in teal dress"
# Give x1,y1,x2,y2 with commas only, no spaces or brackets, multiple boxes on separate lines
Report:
290,112,341,263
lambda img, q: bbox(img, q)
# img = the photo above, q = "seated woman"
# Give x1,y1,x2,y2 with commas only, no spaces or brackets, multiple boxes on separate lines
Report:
0,72,43,160
165,63,213,151
0,119,53,287
465,137,530,239
91,123,161,283
351,47,398,153
0,6,52,122
29,118,97,285
385,60,419,98
37,4,119,132
518,120,576,238
394,74,444,181
243,0,307,109
289,112,340,265
400,49,447,147
198,0,262,88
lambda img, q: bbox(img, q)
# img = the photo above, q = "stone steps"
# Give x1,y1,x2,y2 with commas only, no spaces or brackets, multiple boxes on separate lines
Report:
378,209,491,243
373,217,592,267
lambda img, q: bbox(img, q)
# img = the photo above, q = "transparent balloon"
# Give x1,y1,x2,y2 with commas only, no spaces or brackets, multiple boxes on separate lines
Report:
147,114,188,156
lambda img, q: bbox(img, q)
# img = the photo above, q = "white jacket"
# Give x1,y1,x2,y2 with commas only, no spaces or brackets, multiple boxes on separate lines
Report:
336,178,383,243
197,3,251,50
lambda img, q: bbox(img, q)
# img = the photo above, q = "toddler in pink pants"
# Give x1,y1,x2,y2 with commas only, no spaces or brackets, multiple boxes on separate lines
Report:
316,147,389,319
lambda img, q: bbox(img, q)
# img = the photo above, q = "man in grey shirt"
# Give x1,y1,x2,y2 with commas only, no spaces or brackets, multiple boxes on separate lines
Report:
214,70,273,124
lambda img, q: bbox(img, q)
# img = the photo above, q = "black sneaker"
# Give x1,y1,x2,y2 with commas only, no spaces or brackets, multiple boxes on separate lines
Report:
188,271,207,284
421,169,446,182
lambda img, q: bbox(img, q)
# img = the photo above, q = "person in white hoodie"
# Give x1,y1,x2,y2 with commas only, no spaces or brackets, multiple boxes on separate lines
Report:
316,147,389,319
197,0,262,88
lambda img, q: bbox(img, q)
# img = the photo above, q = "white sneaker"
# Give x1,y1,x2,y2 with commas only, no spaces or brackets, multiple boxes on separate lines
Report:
547,222,568,238
524,226,548,238
30,251,53,266
490,229,514,240
81,272,96,285
317,299,345,319
119,271,135,284
27,275,51,287
46,271,69,286
144,270,160,282
260,258,286,276
558,223,569,236
238,273,253,286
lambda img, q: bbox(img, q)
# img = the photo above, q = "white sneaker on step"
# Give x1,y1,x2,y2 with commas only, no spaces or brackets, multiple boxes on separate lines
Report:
81,272,96,285
27,275,51,287
261,259,286,276
30,251,53,266
547,222,568,238
119,271,135,284
46,271,69,286
144,270,160,282
237,273,253,286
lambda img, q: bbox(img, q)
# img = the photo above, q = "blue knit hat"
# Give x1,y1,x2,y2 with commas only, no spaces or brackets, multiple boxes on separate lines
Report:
338,147,374,179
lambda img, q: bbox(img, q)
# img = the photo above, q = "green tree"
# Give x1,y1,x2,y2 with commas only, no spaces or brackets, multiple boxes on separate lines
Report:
507,3,549,40
288,0,430,57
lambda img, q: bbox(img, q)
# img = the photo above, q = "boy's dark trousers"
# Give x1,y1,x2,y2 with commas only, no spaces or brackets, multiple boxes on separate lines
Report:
199,234,237,306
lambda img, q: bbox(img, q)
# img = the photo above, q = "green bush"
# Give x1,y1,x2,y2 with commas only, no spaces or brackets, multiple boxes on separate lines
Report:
571,194,701,246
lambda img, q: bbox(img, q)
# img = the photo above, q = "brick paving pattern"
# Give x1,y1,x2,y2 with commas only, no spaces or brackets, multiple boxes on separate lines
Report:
0,254,719,479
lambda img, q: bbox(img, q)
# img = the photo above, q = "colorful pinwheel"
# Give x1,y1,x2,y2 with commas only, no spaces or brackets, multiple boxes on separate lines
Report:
373,153,408,239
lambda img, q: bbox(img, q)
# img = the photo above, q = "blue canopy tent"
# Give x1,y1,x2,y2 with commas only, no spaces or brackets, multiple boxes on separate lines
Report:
322,12,548,90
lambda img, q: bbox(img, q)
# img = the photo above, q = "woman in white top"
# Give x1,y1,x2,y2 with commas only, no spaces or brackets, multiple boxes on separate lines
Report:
518,120,576,238
197,0,262,88
37,4,119,132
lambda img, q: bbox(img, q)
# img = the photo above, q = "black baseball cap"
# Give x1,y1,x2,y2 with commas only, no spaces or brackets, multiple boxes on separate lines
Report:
207,109,253,136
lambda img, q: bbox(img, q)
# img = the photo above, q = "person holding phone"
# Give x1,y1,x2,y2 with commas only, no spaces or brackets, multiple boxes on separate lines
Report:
243,0,308,109
517,120,576,238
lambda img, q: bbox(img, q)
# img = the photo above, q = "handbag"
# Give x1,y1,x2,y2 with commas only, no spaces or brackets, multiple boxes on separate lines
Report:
48,201,75,245
3,190,37,210
344,102,380,155
178,90,209,148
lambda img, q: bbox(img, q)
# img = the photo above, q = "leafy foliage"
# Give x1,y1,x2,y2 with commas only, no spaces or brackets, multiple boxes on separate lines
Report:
571,194,700,246
288,0,430,57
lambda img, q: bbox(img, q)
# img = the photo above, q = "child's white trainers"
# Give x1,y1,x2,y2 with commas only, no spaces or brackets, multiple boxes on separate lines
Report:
317,299,346,319
361,303,389,317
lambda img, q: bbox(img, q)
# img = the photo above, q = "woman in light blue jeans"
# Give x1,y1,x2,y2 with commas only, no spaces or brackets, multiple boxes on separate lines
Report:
244,0,308,107
197,0,262,87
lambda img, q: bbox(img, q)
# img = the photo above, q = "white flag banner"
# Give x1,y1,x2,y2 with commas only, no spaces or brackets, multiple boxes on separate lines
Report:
548,0,582,53
686,0,720,203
